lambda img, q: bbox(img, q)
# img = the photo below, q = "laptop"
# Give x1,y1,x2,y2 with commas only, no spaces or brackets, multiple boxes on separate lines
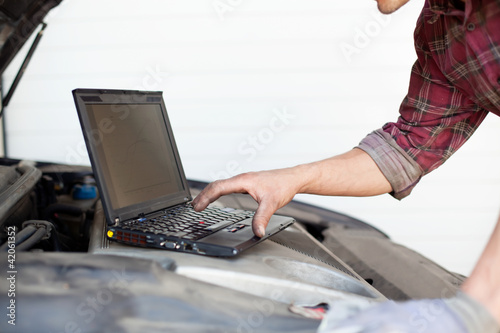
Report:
72,88,294,256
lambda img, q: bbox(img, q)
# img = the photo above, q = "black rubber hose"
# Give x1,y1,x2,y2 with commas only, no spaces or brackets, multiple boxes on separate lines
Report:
0,225,37,251
16,227,47,251
50,228,62,252
43,204,83,220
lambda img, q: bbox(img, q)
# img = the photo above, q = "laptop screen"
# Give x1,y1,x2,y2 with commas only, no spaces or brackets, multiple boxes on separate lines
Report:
85,103,184,210
73,89,191,223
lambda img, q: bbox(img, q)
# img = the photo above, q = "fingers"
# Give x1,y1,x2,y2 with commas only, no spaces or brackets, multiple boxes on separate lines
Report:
192,175,250,211
191,181,222,211
251,199,275,238
192,172,287,238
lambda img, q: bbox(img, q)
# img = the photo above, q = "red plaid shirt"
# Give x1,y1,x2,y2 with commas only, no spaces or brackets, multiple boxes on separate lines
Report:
358,0,500,199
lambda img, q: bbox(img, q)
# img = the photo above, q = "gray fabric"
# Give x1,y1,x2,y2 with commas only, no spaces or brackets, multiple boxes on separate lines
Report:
317,292,500,333
317,298,468,332
444,292,500,333
357,129,423,200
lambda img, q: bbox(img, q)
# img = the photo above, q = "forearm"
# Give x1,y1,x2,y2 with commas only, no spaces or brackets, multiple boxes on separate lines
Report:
295,148,392,197
193,148,392,237
461,214,500,323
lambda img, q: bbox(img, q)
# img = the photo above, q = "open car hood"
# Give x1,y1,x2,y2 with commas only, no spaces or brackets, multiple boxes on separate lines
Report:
0,0,62,77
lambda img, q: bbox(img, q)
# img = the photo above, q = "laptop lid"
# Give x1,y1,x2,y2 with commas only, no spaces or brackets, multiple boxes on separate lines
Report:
73,88,191,226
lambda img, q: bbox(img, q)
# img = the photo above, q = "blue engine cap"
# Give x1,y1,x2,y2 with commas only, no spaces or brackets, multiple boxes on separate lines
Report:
72,184,97,200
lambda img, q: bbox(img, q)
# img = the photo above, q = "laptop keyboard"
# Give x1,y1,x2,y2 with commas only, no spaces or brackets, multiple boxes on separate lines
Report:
120,205,254,240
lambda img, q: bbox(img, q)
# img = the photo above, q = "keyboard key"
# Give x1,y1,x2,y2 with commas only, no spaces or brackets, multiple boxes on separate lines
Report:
172,231,187,238
205,219,235,231
120,205,253,241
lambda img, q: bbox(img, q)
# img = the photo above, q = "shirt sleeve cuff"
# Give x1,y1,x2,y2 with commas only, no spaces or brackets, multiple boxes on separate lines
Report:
356,129,423,200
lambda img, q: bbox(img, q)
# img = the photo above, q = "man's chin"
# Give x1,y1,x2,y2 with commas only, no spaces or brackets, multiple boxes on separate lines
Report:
376,0,410,14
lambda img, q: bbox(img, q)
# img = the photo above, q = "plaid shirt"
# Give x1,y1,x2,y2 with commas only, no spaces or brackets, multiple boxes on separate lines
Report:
358,0,500,199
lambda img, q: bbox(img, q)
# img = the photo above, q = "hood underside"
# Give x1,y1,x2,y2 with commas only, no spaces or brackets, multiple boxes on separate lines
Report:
0,0,62,77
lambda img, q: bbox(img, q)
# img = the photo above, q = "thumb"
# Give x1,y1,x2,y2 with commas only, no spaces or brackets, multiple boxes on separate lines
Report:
252,200,276,238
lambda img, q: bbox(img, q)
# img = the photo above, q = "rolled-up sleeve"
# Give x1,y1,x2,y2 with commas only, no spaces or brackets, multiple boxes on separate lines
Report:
357,129,423,200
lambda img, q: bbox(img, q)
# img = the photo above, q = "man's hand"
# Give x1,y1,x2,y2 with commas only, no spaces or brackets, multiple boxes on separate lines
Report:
192,168,302,237
192,149,393,237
